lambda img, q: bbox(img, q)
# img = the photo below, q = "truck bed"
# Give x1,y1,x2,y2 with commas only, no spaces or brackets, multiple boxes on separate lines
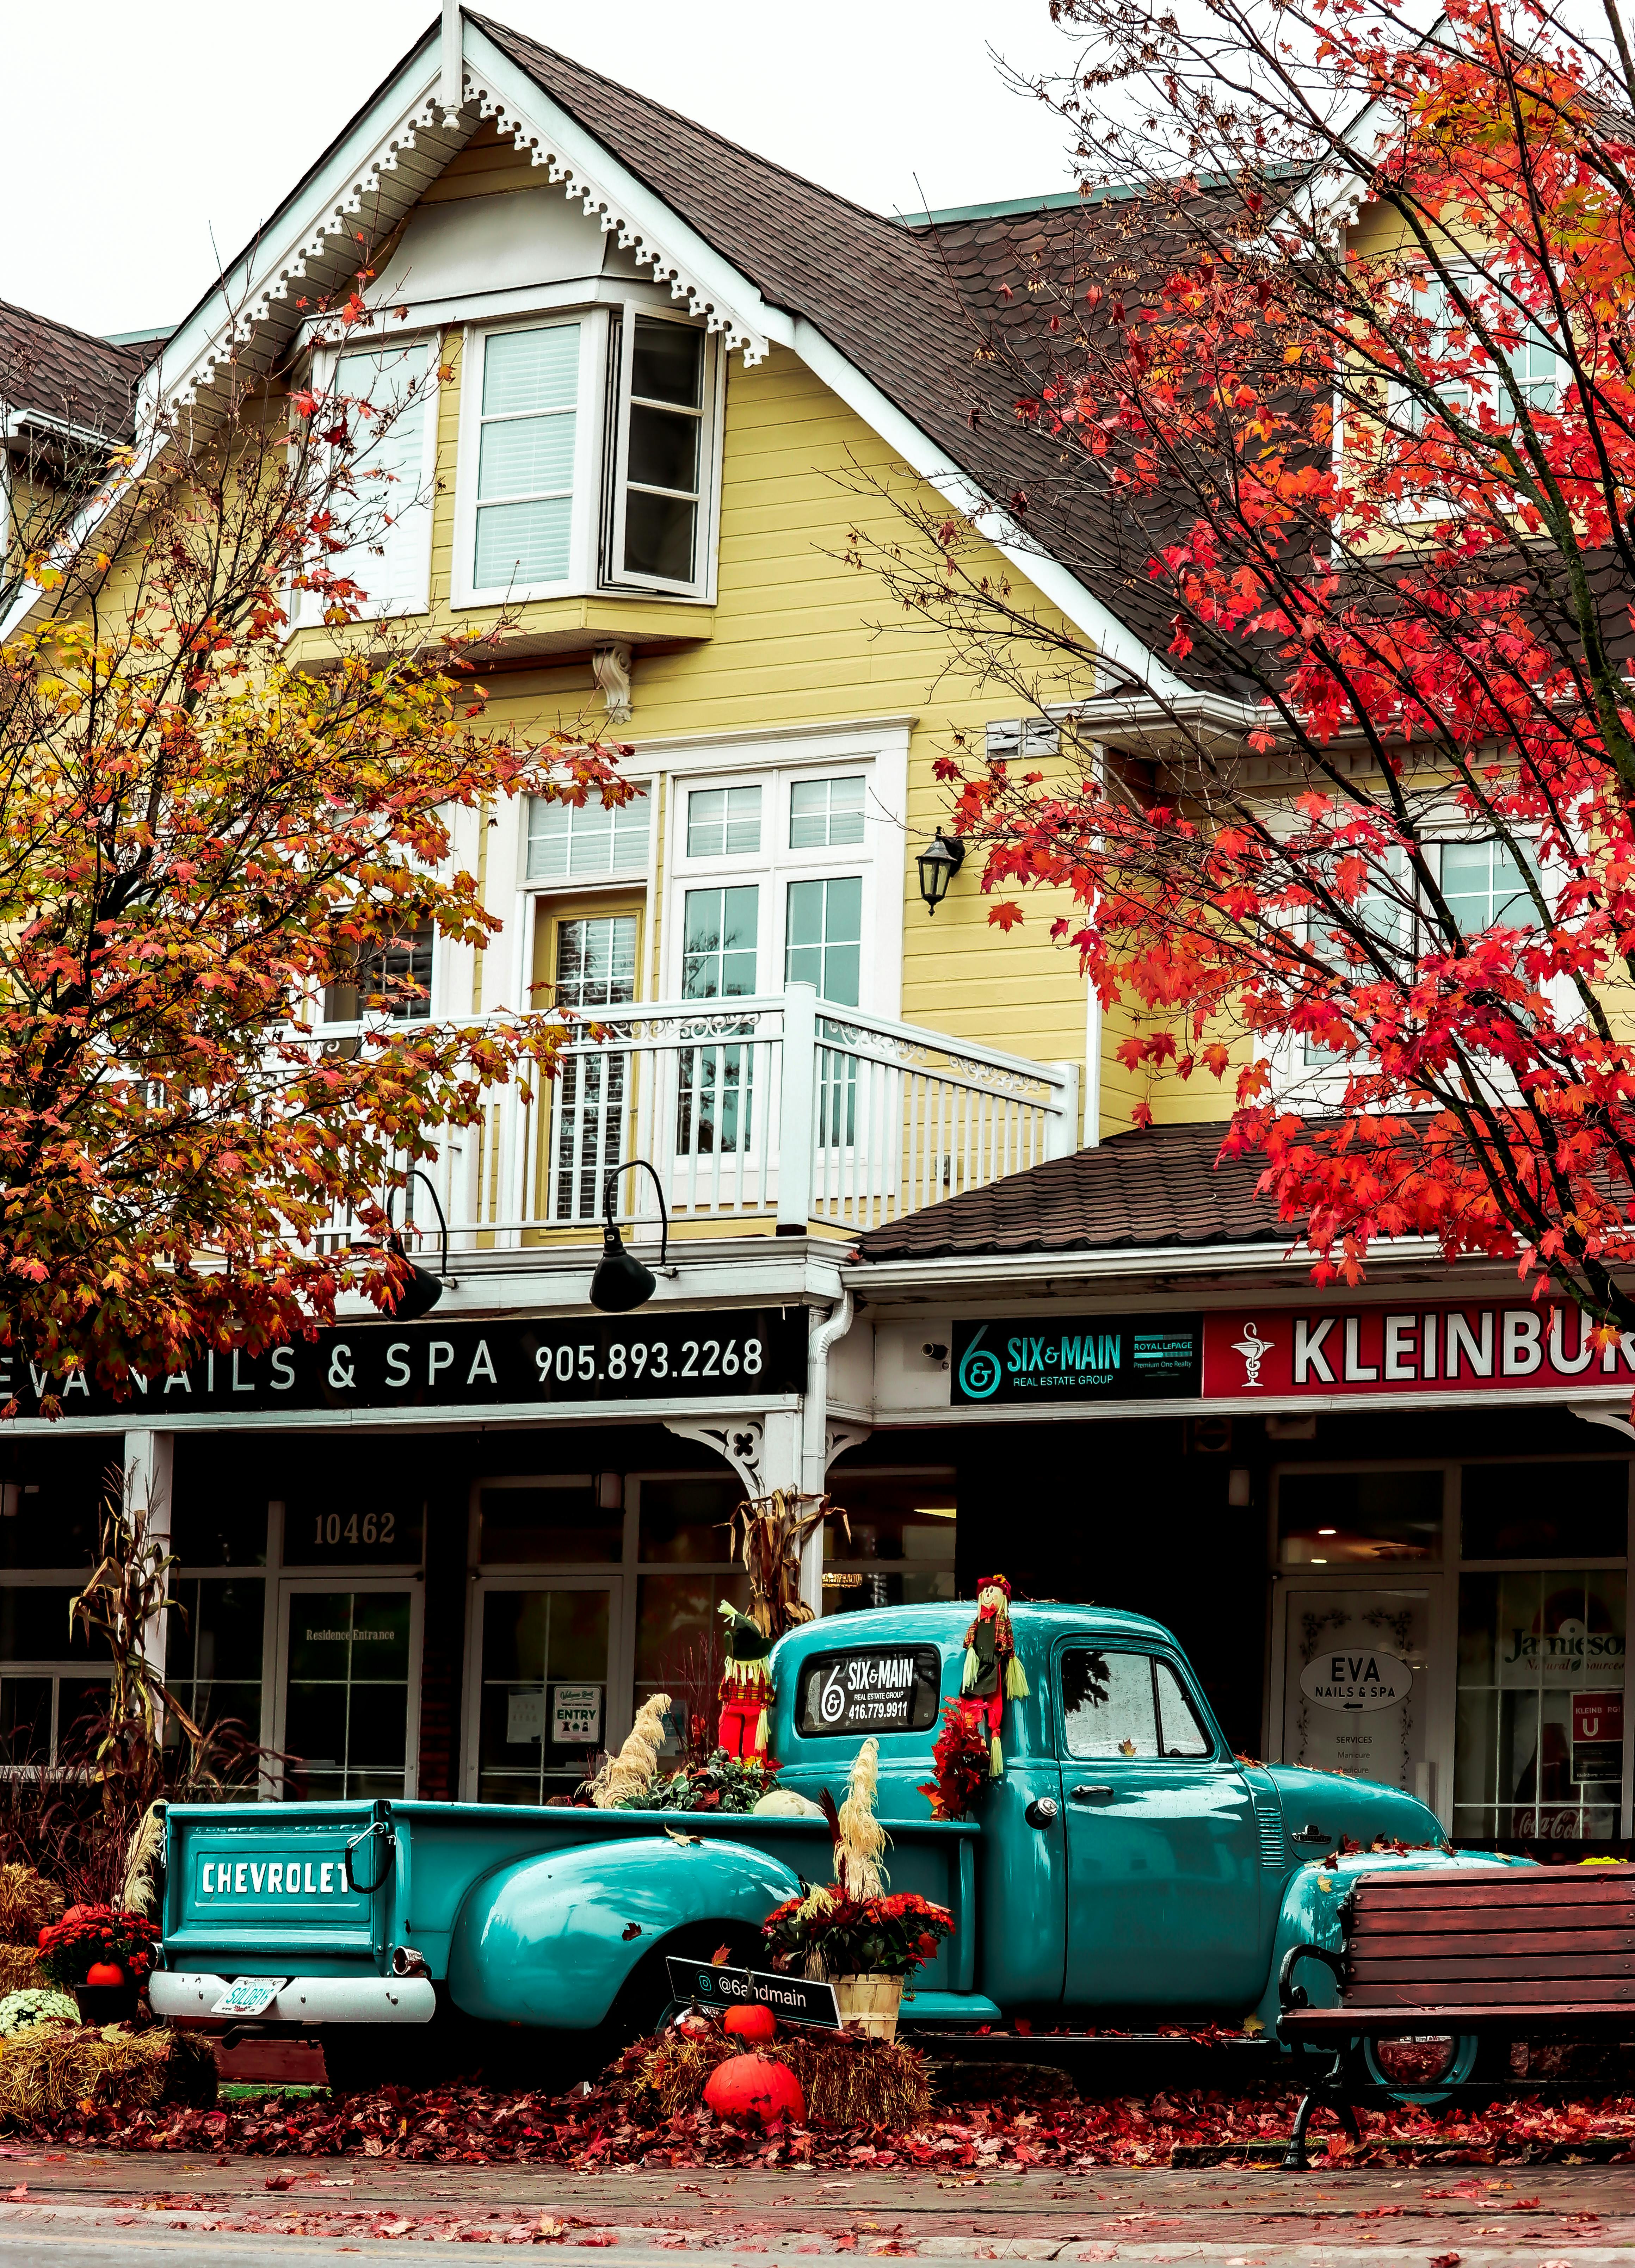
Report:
162,1799,982,2010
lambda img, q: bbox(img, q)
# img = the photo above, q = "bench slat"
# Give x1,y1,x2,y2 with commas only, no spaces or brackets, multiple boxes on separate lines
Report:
1352,1952,1635,1983
1282,2002,1635,2036
1350,1927,1635,1961
1345,1973,1635,2004
1350,1875,1635,1912
1352,1906,1635,1937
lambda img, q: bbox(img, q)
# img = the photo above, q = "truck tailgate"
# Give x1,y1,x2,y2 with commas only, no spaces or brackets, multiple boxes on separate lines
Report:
165,1802,393,1976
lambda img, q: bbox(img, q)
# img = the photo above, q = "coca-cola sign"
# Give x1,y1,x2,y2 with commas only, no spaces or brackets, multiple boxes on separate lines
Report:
1203,1302,1631,1399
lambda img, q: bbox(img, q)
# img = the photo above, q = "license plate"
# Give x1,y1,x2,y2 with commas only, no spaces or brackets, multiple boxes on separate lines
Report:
209,1976,289,2017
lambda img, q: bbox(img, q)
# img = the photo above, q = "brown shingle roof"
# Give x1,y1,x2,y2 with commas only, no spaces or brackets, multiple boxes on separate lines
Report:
855,1120,1286,1263
0,300,153,441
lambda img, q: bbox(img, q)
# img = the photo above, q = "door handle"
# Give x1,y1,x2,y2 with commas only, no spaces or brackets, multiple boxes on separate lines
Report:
1070,1784,1115,1804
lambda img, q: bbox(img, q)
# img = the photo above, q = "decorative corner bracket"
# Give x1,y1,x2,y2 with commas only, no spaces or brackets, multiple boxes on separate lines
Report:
593,642,634,726
664,1416,764,1498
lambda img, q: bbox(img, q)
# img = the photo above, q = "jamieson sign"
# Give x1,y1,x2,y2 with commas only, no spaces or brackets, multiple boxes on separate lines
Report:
952,1302,1635,1406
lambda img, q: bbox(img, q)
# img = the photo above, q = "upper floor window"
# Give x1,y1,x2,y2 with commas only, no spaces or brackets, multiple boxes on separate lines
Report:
322,923,434,1024
473,324,580,591
527,790,651,885
1401,272,1562,432
1441,838,1540,934
454,308,718,609
687,785,761,859
615,319,707,587
308,339,437,621
790,776,865,849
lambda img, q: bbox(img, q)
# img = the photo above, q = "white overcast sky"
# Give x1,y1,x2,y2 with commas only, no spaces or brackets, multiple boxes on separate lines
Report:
11,0,1079,340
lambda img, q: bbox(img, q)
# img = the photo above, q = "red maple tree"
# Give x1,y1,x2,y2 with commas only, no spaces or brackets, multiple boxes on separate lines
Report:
875,0,1635,1334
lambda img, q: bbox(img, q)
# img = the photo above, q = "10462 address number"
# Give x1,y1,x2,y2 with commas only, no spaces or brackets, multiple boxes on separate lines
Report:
532,1336,766,1389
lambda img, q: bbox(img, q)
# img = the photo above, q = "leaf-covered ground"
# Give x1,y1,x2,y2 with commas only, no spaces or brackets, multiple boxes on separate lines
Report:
15,2053,1635,2169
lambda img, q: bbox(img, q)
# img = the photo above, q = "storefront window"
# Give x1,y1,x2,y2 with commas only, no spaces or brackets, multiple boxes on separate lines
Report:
634,1569,752,1740
0,1440,108,1569
637,1477,738,1563
1455,1569,1626,1843
1278,1470,1443,1566
476,1585,612,1801
169,1444,269,1565
166,1576,265,1768
822,1472,957,1615
478,1480,619,1565
1461,1460,1628,1560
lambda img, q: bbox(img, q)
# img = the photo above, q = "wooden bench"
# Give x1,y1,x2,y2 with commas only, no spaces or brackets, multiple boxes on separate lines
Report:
1276,1864,1635,2166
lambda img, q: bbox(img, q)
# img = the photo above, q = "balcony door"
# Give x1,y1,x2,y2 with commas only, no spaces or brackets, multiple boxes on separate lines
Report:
543,910,640,1223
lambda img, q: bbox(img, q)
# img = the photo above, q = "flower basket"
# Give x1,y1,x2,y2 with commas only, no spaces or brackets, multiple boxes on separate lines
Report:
827,1972,903,2042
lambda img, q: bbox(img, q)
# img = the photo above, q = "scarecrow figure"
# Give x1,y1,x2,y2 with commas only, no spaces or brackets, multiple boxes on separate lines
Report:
958,1574,1029,1777
717,1601,775,1760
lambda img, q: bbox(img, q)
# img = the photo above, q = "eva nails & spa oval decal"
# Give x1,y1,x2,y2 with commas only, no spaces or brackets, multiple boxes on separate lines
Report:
1299,1649,1414,1713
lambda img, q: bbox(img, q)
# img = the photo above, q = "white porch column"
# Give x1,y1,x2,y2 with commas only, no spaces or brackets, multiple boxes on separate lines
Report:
123,1430,175,1681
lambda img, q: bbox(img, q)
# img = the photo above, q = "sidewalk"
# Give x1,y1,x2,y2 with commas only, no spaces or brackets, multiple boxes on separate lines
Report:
0,2152,1631,2261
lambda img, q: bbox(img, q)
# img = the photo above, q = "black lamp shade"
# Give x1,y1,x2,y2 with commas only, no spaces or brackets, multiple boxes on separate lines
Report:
917,831,965,913
588,1223,657,1313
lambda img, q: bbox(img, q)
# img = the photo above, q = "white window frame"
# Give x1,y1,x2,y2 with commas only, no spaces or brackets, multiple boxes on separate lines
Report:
662,759,887,1015
602,308,723,603
299,331,440,624
523,777,657,896
452,311,610,609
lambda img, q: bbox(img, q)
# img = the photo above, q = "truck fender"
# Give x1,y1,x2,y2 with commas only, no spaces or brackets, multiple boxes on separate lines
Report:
446,1835,806,2030
1250,1846,1537,2040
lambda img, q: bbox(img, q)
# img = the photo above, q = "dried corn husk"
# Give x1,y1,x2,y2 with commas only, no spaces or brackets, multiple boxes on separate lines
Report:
834,1737,887,1899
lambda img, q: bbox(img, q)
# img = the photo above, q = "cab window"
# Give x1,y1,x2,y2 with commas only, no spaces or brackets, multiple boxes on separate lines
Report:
1060,1648,1213,1760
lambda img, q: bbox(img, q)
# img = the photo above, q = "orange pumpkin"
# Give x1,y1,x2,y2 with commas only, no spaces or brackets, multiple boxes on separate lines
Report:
703,2053,804,2127
84,1961,126,1989
722,2003,776,2043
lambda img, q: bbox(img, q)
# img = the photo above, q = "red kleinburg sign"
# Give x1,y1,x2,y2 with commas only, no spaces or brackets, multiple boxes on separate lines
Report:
1201,1302,1635,1400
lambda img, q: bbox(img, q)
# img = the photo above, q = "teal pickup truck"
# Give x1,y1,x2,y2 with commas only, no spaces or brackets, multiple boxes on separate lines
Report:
153,1601,1517,2090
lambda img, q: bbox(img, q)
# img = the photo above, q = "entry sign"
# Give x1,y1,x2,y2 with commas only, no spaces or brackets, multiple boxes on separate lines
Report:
552,1684,603,1746
665,1957,840,2030
1574,1690,1625,1786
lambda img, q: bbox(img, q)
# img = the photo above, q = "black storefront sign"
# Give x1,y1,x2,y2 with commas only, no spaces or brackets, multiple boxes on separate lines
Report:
2,1309,806,1419
952,1314,1202,1405
665,1956,840,2029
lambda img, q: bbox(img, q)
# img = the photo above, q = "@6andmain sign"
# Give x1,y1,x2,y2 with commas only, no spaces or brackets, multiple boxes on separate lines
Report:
1300,1650,1413,1713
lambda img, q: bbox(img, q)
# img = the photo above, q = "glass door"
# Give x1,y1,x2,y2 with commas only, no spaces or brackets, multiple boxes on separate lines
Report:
1275,1580,1439,1799
465,1577,621,1802
548,914,638,1222
274,1581,421,1801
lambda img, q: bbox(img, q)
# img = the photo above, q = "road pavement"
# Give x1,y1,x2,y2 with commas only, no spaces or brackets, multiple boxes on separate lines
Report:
0,2153,1630,2263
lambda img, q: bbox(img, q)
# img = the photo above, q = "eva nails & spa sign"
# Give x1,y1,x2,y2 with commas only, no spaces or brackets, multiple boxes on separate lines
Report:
1202,1301,1635,1401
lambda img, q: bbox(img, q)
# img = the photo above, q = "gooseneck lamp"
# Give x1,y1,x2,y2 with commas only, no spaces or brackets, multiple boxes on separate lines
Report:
383,1168,456,1322
589,1160,672,1314
916,829,965,915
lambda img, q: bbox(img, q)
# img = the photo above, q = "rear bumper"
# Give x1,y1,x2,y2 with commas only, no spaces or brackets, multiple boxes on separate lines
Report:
150,1973,436,2025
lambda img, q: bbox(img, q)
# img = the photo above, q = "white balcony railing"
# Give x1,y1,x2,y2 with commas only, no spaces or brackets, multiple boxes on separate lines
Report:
330,982,1079,1250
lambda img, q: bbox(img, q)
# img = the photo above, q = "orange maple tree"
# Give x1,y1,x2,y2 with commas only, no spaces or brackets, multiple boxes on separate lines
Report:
889,0,1635,1333
0,319,626,1399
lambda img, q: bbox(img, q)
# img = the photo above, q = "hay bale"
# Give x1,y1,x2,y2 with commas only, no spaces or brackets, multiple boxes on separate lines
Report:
614,2024,930,2132
0,1866,63,1944
0,1947,45,1997
0,2024,217,2127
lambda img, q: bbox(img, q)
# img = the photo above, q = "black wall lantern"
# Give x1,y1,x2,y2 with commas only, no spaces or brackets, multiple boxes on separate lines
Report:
916,829,965,915
589,1159,673,1314
384,1168,456,1322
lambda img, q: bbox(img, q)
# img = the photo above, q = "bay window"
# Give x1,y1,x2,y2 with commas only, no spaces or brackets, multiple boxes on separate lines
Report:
455,305,718,607
306,337,437,621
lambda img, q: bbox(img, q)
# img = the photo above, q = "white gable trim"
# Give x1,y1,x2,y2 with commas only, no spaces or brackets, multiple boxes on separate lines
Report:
459,21,779,364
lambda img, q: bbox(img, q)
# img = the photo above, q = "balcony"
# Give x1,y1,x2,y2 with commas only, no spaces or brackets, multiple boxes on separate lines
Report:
327,983,1079,1253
